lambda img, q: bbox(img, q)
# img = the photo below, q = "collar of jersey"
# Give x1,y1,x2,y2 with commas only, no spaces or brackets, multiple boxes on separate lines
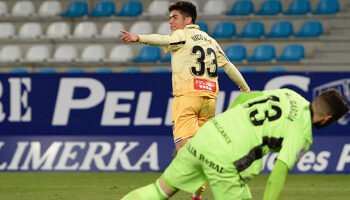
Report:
185,24,200,30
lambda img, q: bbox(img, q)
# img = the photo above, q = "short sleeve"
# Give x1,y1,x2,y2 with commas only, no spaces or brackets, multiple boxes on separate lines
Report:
277,122,312,170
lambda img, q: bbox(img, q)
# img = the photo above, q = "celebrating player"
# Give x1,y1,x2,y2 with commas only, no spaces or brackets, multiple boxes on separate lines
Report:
121,1,250,199
121,88,349,200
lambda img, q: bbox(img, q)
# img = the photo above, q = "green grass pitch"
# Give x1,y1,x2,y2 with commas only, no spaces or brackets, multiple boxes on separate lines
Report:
0,173,349,200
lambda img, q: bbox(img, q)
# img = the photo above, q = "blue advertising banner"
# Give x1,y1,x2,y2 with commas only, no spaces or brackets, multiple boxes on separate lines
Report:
0,73,349,172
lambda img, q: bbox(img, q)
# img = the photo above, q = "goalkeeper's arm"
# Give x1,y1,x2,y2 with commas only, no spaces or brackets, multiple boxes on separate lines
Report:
263,159,289,200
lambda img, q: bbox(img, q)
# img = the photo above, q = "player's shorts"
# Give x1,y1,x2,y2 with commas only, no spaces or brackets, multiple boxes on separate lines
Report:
162,122,252,200
171,96,215,144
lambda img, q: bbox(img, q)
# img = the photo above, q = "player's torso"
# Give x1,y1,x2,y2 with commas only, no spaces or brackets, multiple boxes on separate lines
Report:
171,28,221,98
213,89,312,159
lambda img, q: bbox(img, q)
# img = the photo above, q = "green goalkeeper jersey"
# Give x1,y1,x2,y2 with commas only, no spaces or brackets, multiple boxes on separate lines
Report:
192,88,313,180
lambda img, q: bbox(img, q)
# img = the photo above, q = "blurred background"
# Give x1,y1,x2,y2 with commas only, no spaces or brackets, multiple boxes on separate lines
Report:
0,0,349,73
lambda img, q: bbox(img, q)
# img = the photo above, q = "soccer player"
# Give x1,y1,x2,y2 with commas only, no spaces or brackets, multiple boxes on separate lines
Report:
121,1,250,199
121,88,349,200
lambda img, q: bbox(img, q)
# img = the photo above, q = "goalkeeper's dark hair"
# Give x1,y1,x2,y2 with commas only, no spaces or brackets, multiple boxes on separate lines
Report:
314,89,349,123
169,1,197,24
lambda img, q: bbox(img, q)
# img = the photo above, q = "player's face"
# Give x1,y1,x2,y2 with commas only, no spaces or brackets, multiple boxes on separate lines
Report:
169,10,191,31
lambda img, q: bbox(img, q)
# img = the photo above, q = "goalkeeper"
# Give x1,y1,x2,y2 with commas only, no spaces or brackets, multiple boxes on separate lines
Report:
121,88,349,200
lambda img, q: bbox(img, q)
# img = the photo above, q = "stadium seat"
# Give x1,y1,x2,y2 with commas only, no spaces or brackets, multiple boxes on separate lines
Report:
237,21,264,38
25,45,50,62
265,21,294,38
0,45,22,62
67,68,84,73
38,1,62,16
123,68,141,73
161,52,171,62
277,44,305,61
79,45,106,62
51,45,78,62
38,68,56,73
157,22,171,35
203,0,226,15
313,0,339,14
60,1,88,17
217,68,225,73
129,21,153,35
11,1,35,17
133,46,161,62
46,22,70,38
88,1,116,17
256,0,282,15
0,23,15,39
267,67,287,72
73,22,98,38
145,0,169,16
284,0,311,15
152,68,170,73
98,22,125,38
11,68,29,74
18,22,43,38
107,45,134,62
196,22,208,33
224,45,247,61
239,67,257,73
116,1,143,17
95,68,113,73
0,1,8,16
248,45,276,62
226,0,254,16
295,21,323,37
211,22,236,38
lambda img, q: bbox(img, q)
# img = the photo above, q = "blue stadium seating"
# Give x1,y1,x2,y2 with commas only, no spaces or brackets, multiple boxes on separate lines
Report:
226,0,254,16
256,0,282,15
313,0,339,14
196,22,208,33
95,68,113,73
38,68,56,73
151,68,170,73
248,45,276,62
11,68,29,74
161,52,171,63
277,44,305,61
116,1,142,17
237,21,264,38
67,68,84,73
295,21,323,37
267,67,287,72
123,68,141,73
211,22,236,38
284,0,311,15
133,46,161,62
89,1,116,17
239,67,257,73
217,68,225,73
265,21,294,38
61,1,88,17
224,45,247,61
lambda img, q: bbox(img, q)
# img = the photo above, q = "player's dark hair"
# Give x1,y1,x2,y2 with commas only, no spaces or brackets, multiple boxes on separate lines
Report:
169,1,197,24
316,89,349,123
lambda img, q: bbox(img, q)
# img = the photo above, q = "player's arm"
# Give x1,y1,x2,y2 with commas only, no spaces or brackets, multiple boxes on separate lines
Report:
221,62,250,92
120,30,182,47
263,159,289,200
